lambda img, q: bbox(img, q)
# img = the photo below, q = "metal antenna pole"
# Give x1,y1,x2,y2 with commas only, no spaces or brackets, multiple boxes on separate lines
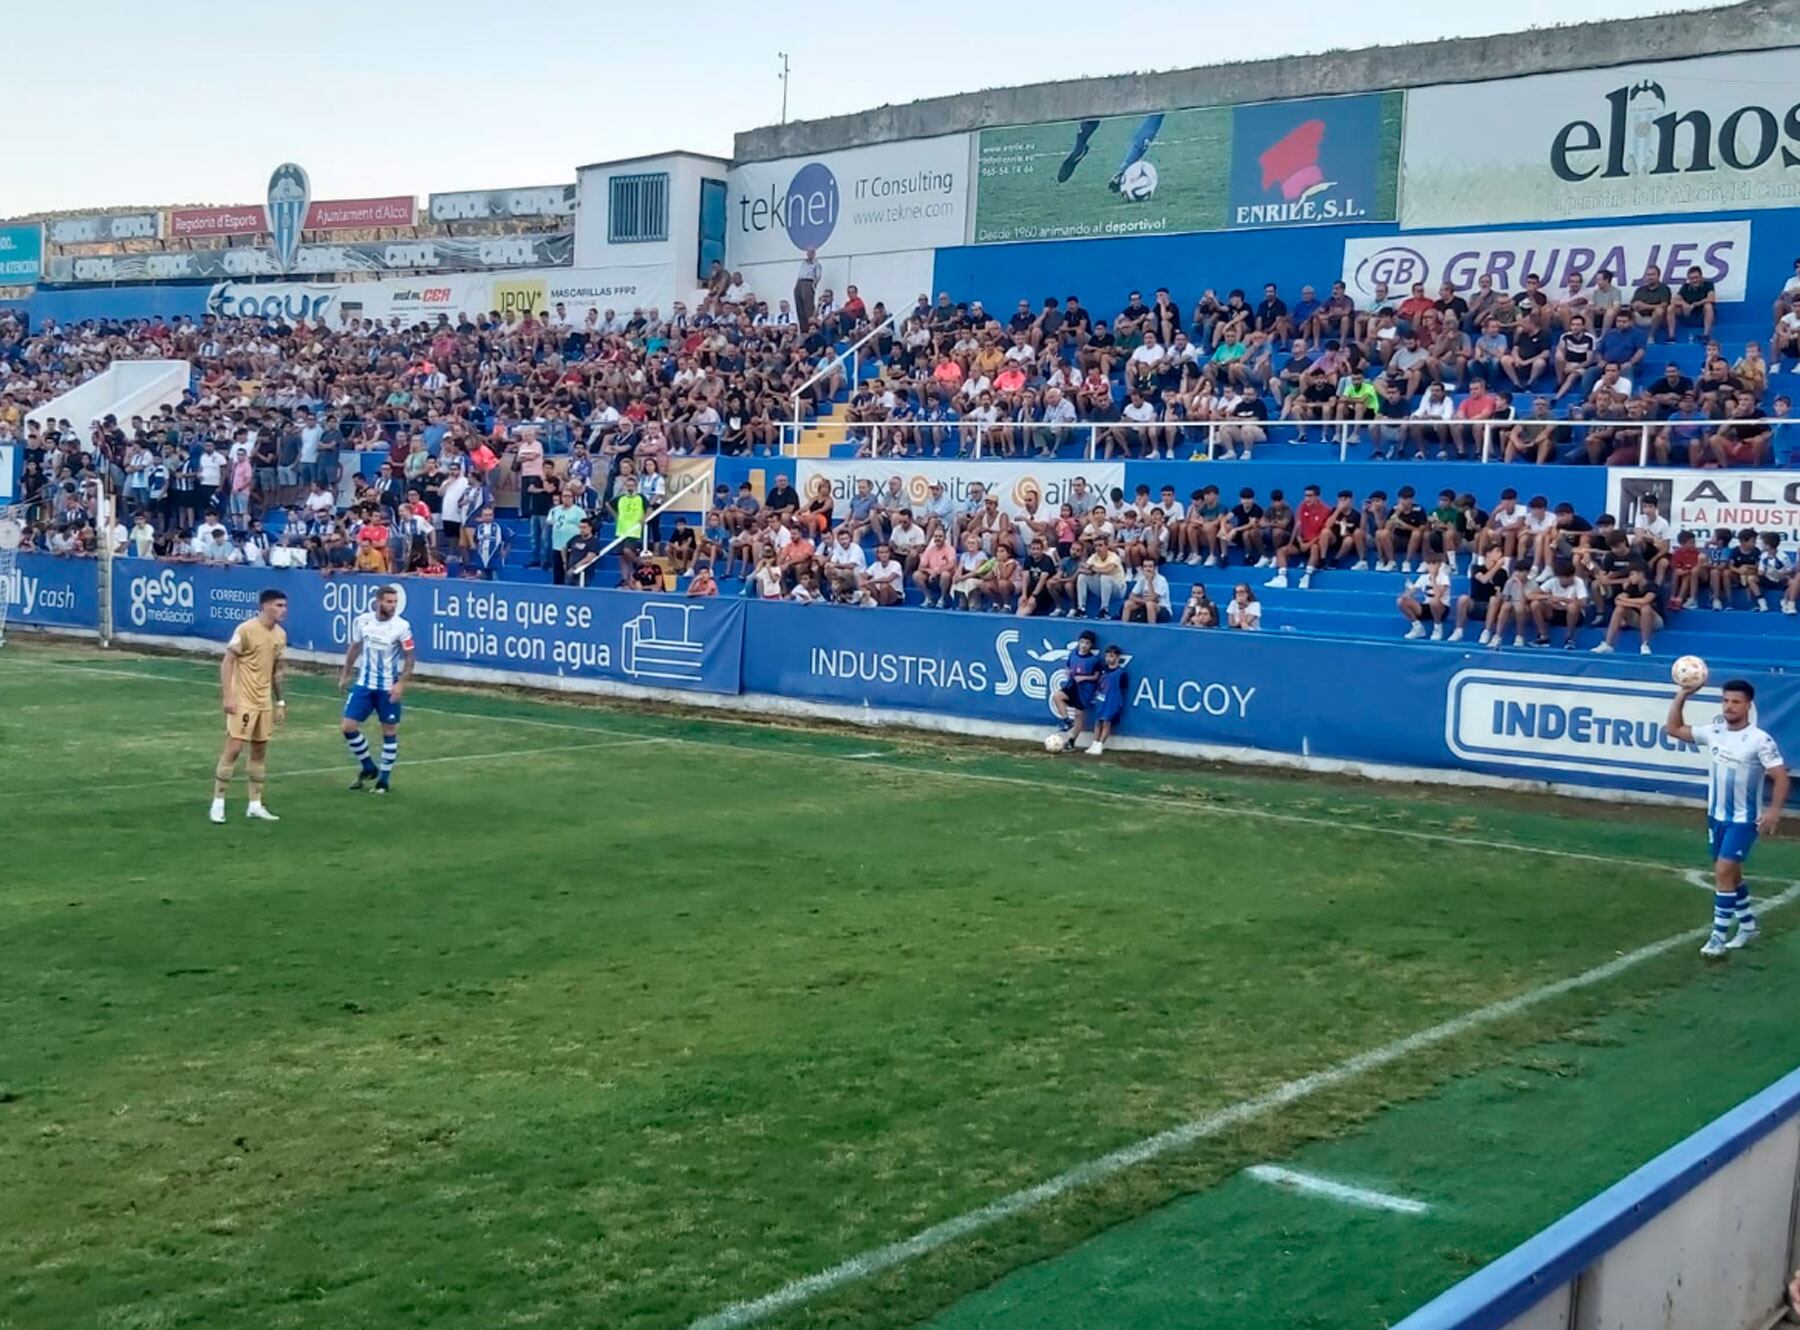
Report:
778,51,789,124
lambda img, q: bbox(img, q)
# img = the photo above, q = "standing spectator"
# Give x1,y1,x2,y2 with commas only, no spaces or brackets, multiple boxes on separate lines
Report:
548,489,586,586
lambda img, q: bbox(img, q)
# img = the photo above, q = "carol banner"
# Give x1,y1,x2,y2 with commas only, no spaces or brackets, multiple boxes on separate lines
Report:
107,562,744,695
46,213,161,245
1402,50,1800,228
741,601,1800,801
50,234,573,284
794,459,1125,521
1341,219,1752,304
972,92,1400,244
429,185,576,221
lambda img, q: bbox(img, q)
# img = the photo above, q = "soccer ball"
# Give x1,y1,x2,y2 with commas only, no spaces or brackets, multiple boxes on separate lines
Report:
1671,655,1709,689
1119,161,1159,201
1043,732,1067,753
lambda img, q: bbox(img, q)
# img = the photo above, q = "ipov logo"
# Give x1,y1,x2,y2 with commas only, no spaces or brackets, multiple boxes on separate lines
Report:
1352,245,1428,297
127,569,195,628
321,579,408,646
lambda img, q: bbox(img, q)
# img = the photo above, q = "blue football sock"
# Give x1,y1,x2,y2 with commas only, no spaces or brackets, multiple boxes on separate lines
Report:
1735,885,1756,927
378,736,398,778
345,730,375,773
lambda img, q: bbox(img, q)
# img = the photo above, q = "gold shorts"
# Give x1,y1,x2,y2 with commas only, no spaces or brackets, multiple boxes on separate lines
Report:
227,708,275,742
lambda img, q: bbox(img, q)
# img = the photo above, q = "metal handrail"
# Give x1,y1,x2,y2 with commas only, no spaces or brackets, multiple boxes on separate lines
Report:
785,308,902,456
785,414,1791,467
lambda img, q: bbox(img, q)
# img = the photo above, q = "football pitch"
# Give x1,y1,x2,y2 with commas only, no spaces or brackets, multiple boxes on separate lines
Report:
4,637,1799,1330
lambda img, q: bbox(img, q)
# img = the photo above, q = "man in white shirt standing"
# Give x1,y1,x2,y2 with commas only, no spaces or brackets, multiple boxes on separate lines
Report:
794,248,822,330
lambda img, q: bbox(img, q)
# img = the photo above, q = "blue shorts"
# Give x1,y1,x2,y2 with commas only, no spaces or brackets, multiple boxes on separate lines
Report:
1708,819,1757,864
344,685,403,726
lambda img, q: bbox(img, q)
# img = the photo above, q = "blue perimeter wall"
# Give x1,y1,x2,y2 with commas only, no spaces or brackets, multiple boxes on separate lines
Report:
931,208,1800,319
8,554,1794,805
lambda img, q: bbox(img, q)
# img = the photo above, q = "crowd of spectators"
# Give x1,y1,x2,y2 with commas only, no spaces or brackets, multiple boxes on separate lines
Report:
842,263,1799,464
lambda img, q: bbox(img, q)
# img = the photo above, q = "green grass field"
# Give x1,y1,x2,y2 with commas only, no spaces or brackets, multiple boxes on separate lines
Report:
3,637,1797,1330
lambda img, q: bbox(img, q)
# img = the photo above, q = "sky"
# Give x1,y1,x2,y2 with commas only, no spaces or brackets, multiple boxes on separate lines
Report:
9,0,1737,215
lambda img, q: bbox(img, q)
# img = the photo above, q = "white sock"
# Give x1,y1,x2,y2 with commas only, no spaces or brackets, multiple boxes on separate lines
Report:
210,796,225,814
247,799,264,814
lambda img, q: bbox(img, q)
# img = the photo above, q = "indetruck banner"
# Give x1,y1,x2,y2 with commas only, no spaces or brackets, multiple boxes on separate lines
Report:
726,134,971,264
46,212,161,245
741,601,1800,800
429,185,575,221
49,234,574,284
1608,468,1800,551
1402,50,1800,228
204,263,676,324
1341,219,1752,303
972,92,1400,245
795,459,1125,521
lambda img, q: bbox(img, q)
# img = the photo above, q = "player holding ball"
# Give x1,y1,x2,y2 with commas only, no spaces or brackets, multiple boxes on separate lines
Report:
1663,656,1789,958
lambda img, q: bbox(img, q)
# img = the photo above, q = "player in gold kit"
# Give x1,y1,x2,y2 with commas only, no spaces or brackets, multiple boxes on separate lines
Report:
210,589,289,823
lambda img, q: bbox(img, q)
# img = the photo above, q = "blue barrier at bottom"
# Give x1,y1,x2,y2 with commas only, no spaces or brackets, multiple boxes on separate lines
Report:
9,554,1796,804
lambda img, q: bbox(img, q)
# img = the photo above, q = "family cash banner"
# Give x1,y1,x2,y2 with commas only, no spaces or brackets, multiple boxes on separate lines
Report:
1402,50,1800,228
795,459,1125,520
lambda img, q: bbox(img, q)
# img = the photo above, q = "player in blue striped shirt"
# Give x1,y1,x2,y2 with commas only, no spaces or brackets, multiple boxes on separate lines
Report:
1665,678,1789,957
339,585,416,794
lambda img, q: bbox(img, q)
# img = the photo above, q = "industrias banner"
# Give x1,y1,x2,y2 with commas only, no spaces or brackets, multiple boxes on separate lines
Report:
1402,50,1800,228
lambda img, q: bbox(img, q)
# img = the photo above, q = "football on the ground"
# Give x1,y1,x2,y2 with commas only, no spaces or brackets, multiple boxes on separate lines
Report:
1044,732,1066,752
1671,655,1709,688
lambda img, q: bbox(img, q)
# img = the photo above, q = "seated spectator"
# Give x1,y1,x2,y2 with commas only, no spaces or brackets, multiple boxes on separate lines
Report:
1591,565,1664,655
1528,559,1589,648
1226,583,1261,630
1398,547,1453,640
1121,558,1171,623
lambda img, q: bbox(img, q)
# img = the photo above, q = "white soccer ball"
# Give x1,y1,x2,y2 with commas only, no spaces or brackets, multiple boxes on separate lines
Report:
1671,655,1709,689
1044,732,1067,753
1119,161,1159,201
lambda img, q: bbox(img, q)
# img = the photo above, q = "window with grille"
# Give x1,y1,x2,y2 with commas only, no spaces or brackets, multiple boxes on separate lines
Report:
608,172,669,244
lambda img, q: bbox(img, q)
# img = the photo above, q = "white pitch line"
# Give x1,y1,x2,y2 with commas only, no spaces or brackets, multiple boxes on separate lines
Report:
686,880,1800,1330
1244,1164,1430,1215
0,656,1704,876
28,737,667,798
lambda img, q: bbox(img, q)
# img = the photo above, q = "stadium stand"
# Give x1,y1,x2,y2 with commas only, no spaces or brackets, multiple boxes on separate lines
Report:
4,258,1797,667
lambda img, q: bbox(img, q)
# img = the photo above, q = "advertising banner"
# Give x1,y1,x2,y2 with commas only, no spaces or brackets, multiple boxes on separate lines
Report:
429,185,575,222
49,234,574,284
167,197,416,239
795,459,1125,521
0,443,14,501
4,552,99,632
726,134,970,265
1608,468,1800,551
109,562,744,695
46,213,161,245
203,263,677,326
1341,219,1752,303
972,92,1400,245
1401,51,1800,228
0,224,43,285
740,601,1799,800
